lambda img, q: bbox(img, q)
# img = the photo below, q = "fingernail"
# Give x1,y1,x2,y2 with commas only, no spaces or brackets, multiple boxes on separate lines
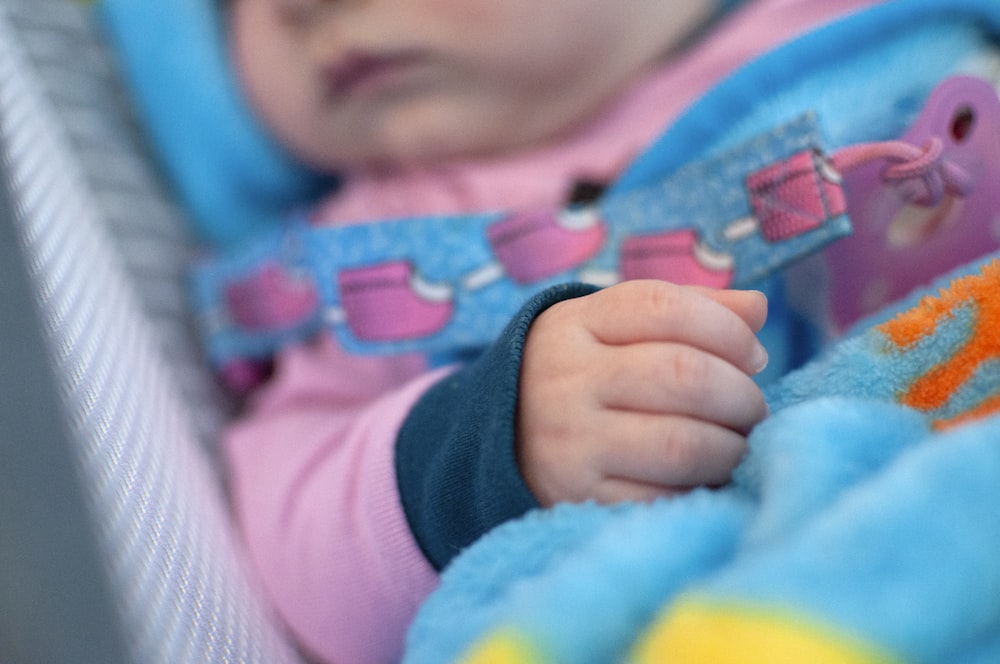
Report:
751,341,769,374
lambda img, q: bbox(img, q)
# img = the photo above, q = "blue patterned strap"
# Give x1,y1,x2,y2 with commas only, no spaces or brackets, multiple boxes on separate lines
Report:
191,114,851,370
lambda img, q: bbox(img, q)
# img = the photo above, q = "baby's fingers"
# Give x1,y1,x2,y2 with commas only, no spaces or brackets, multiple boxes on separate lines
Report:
579,281,769,376
591,478,685,505
595,412,749,493
690,286,768,334
597,343,768,434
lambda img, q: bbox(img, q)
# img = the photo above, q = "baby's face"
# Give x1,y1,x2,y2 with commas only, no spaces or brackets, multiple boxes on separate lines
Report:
230,0,712,170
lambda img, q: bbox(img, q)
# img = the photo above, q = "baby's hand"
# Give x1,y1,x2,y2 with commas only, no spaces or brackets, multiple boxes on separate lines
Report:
517,280,769,507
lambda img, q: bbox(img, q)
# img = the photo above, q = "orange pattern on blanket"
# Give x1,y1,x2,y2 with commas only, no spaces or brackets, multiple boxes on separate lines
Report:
878,260,1000,430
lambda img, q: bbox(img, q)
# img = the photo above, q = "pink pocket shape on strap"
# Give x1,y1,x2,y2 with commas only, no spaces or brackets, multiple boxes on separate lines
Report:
225,262,320,331
620,229,733,288
337,261,454,342
486,206,607,284
746,150,848,243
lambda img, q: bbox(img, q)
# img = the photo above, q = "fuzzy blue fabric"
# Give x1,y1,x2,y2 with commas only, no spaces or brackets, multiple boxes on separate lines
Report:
403,251,1000,664
401,2,1000,662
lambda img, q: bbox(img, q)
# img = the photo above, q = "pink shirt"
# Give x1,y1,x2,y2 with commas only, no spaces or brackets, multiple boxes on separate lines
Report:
224,1,882,661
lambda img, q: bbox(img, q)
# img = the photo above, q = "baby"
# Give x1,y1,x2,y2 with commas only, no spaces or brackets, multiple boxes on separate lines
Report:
220,0,878,661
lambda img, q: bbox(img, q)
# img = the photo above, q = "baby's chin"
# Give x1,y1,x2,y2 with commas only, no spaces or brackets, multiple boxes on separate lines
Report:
302,136,510,173
305,104,580,172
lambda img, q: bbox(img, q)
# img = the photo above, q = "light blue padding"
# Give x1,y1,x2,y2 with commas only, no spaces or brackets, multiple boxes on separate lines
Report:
94,0,333,248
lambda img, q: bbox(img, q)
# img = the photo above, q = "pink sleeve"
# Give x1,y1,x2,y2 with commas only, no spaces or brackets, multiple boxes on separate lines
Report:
224,334,449,664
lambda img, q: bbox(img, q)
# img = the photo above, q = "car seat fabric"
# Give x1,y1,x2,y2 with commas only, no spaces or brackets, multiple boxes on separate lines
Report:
0,77,130,664
0,1,304,661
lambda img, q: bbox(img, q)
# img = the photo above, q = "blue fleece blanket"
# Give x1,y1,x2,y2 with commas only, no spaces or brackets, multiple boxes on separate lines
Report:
403,250,1000,664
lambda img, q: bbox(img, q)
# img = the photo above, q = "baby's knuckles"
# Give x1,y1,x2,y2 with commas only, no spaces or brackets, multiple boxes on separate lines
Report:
663,345,715,395
651,423,712,484
517,406,604,507
598,280,706,344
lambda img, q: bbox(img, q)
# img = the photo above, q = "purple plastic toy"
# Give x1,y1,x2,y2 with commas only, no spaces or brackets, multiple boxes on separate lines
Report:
825,76,1000,328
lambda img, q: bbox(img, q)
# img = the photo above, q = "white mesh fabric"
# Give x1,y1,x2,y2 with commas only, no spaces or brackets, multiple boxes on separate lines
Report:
0,1,303,661
2,0,235,451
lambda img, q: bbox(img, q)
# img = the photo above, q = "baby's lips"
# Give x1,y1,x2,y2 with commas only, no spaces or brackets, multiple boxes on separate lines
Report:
225,262,319,331
486,207,606,283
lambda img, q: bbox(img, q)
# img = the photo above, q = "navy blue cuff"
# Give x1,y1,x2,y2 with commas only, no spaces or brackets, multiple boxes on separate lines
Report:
395,282,599,570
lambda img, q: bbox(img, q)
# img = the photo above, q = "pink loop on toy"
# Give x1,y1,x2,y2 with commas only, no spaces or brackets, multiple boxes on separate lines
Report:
831,138,972,207
940,160,975,197
881,138,943,181
894,173,944,208
831,140,923,172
